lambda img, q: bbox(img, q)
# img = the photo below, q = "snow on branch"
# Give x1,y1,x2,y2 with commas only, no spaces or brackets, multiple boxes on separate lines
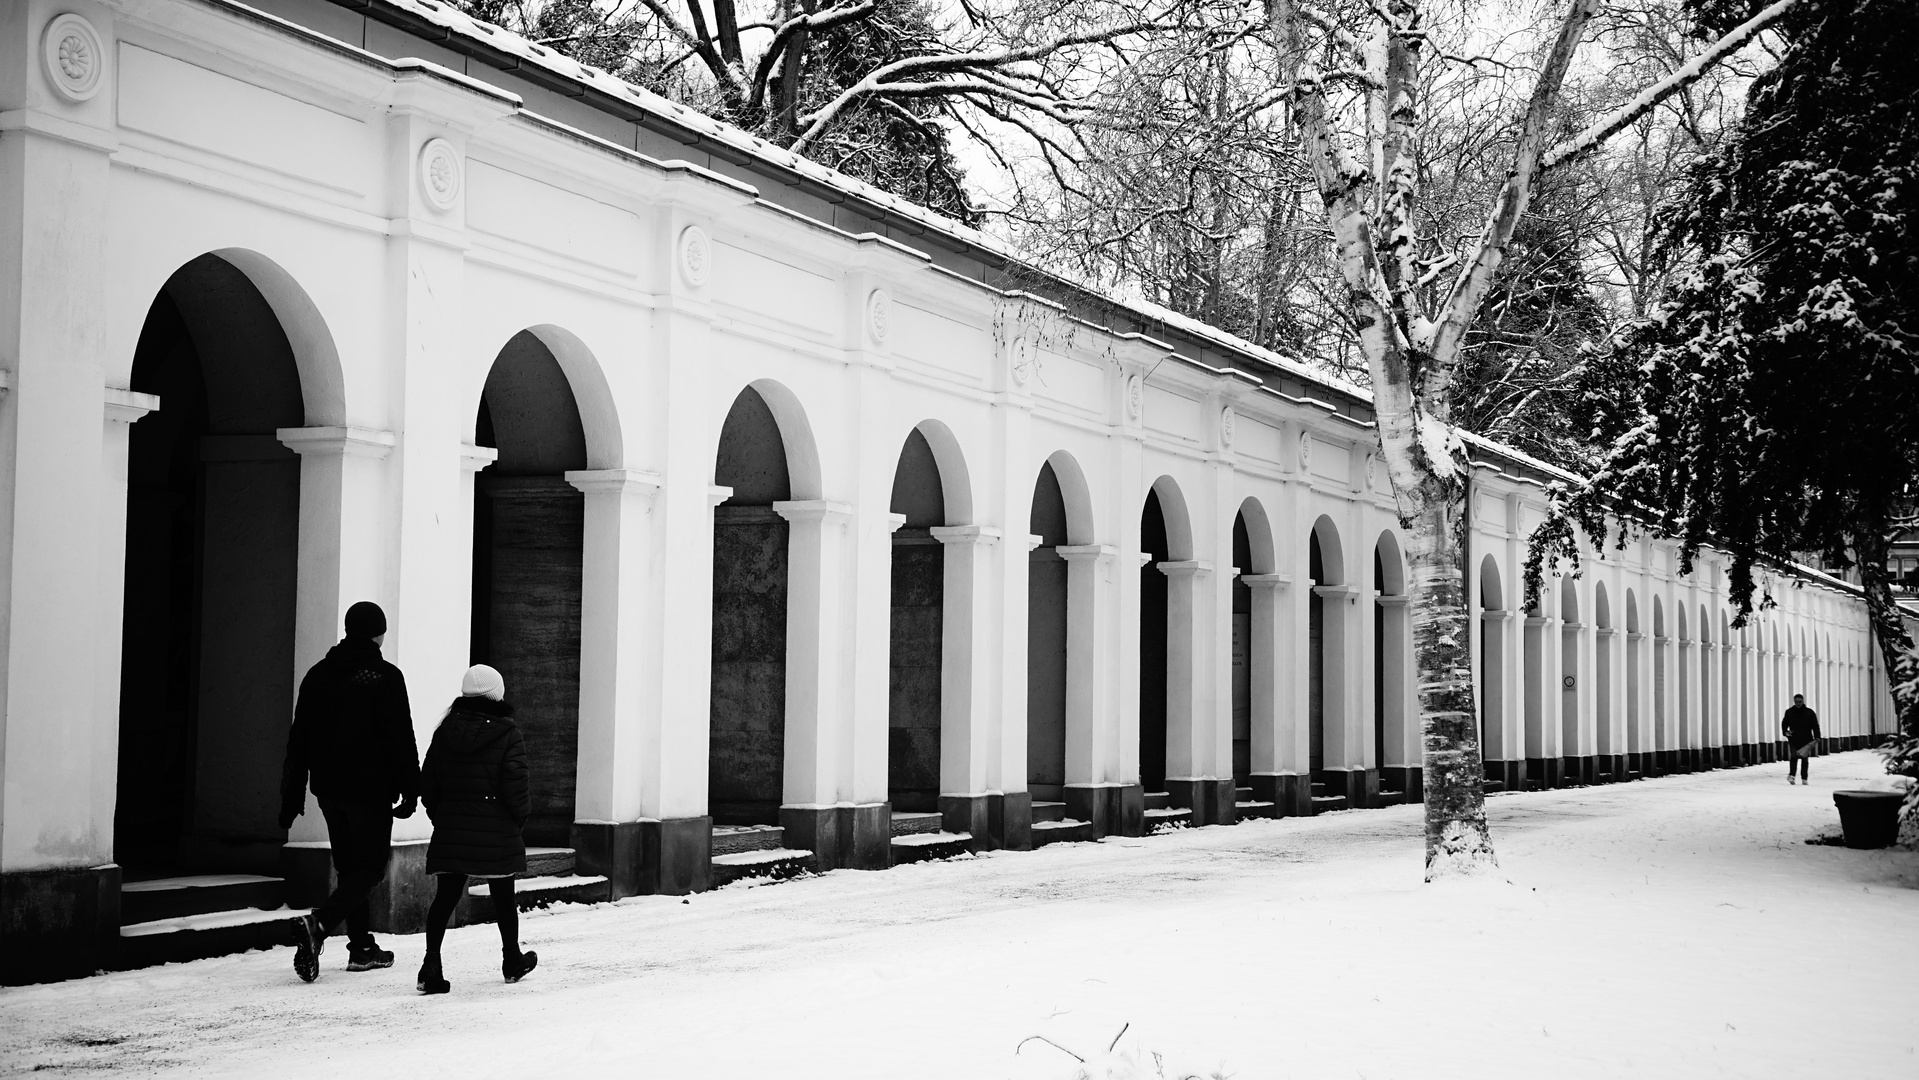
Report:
1541,0,1798,172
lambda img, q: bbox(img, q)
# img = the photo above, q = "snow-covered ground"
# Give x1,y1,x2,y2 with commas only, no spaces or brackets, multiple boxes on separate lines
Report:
5,753,1915,1080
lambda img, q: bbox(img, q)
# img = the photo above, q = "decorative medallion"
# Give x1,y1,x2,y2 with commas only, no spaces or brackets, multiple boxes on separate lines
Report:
866,288,890,345
1125,373,1143,418
1365,452,1377,489
1010,336,1037,385
1219,406,1236,449
678,225,711,287
1298,431,1312,471
418,138,463,211
42,13,104,102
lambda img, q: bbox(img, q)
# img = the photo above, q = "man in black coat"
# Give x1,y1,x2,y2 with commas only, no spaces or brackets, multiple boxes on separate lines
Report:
279,601,420,982
1782,693,1822,785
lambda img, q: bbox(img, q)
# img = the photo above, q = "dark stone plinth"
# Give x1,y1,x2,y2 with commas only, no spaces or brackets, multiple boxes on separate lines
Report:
577,818,709,897
1525,757,1565,790
940,794,991,852
1567,756,1598,786
1,864,120,985
1250,773,1311,816
1599,754,1627,783
1163,778,1236,825
985,791,1033,851
1320,768,1372,806
1065,783,1144,837
573,820,643,899
1486,759,1523,792
1380,765,1423,802
780,803,891,872
281,839,432,934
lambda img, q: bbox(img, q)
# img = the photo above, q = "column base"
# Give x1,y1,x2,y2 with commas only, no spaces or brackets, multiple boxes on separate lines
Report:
981,792,1032,851
1524,757,1565,790
573,817,712,897
1065,783,1144,838
1379,765,1422,802
1,864,120,985
780,803,892,872
280,839,432,934
939,793,989,851
1164,778,1237,825
1598,754,1626,782
1486,759,1523,792
1250,773,1311,816
1318,768,1376,807
1651,749,1675,774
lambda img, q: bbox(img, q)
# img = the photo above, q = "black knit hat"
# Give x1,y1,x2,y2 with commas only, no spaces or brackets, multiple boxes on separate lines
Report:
344,601,386,640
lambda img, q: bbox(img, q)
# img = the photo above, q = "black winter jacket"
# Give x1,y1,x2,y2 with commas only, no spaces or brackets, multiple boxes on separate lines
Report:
421,696,530,877
280,639,420,819
1782,704,1822,747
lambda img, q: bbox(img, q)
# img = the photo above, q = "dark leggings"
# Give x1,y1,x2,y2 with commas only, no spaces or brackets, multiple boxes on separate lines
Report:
1790,745,1811,779
424,874,518,959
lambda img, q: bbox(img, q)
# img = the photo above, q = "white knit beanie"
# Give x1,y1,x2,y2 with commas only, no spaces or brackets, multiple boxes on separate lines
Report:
461,664,506,701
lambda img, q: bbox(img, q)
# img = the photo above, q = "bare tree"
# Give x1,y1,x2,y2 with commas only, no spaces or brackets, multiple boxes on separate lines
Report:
1268,0,1798,878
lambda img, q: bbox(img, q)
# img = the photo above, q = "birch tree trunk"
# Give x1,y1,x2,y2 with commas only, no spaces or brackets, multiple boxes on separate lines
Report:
1851,532,1919,818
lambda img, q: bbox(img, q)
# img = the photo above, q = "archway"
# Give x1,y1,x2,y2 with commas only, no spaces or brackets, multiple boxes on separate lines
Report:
1027,459,1073,808
886,425,949,813
1307,516,1348,804
470,329,589,846
1522,586,1546,788
1594,582,1614,780
117,253,307,873
1479,555,1510,791
1373,533,1410,803
708,385,796,825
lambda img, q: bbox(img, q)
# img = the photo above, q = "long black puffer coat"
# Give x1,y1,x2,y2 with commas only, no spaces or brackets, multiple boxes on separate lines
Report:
421,696,530,877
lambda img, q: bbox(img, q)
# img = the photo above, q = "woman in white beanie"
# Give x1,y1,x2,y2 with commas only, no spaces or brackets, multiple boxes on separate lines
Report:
415,664,538,993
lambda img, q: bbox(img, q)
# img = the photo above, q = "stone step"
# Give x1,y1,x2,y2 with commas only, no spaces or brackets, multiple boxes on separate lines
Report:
1235,800,1278,820
1371,790,1407,808
1144,807,1192,832
1310,783,1329,797
1031,801,1067,823
119,873,286,926
1143,791,1171,810
711,824,786,856
889,811,944,837
1235,786,1254,802
890,831,974,864
457,873,611,923
523,846,576,878
1627,770,1644,781
1310,794,1350,814
711,847,814,887
117,905,310,970
1031,818,1095,846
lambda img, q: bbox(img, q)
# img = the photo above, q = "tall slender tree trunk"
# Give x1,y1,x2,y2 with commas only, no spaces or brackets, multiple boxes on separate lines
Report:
1851,531,1919,819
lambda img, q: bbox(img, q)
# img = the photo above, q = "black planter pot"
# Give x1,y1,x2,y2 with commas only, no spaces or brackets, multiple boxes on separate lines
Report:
1832,790,1904,850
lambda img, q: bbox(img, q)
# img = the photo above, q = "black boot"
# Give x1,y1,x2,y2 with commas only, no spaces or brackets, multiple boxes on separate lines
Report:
416,955,450,995
347,939,395,972
503,950,538,984
292,914,325,984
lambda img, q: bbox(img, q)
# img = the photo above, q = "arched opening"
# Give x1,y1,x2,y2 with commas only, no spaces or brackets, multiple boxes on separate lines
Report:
1373,533,1410,803
1522,584,1546,788
886,426,946,813
1138,487,1172,797
1234,499,1285,813
1027,461,1071,806
1307,516,1348,804
709,386,793,825
1479,555,1509,790
1594,582,1614,780
1560,576,1582,785
1625,590,1642,774
471,330,589,846
117,253,306,873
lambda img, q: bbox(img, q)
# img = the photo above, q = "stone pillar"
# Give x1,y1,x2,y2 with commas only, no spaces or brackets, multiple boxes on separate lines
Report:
1376,594,1416,801
1312,583,1362,803
1057,544,1140,837
94,390,157,865
275,426,397,841
931,525,1003,848
1561,619,1592,784
1160,560,1230,824
1243,574,1304,815
1480,609,1520,791
564,469,660,898
1595,626,1622,780
774,500,886,870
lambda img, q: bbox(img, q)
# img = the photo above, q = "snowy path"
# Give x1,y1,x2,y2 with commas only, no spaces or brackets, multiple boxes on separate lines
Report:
4,753,1915,1080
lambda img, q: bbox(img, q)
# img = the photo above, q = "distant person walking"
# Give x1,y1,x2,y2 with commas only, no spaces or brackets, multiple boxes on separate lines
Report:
1782,693,1822,785
279,600,420,982
415,664,538,995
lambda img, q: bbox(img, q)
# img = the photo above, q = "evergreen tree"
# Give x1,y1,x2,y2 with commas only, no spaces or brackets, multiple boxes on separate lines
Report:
1533,0,1919,811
